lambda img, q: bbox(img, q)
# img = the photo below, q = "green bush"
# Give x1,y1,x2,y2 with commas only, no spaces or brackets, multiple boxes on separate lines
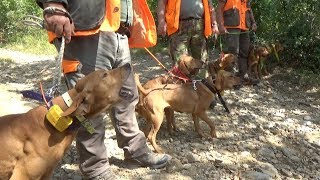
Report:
0,0,42,43
252,0,320,72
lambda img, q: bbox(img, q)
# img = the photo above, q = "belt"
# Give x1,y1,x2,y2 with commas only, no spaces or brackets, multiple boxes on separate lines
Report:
179,17,202,21
116,22,131,38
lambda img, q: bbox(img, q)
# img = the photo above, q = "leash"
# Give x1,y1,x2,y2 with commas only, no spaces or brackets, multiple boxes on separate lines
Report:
48,36,65,97
272,44,281,62
201,78,230,113
215,30,252,54
20,15,65,101
144,47,169,72
22,15,44,28
143,47,190,82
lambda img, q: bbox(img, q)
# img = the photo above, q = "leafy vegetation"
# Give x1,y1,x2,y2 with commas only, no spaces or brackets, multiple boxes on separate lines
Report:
0,0,319,72
252,0,320,72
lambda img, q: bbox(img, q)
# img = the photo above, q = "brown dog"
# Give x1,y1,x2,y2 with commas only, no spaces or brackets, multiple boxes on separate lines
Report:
135,70,240,153
248,42,284,79
143,54,204,88
248,44,270,79
207,53,237,76
0,64,131,179
136,55,203,134
136,54,236,136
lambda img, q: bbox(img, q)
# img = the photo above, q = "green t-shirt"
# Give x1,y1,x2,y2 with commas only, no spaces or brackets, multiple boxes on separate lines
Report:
180,0,204,20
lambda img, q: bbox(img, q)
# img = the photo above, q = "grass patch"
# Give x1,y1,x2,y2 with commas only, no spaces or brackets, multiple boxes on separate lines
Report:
0,57,14,63
1,30,56,55
295,69,320,86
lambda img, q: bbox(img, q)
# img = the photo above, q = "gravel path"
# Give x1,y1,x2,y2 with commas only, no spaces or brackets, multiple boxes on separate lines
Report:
0,48,319,180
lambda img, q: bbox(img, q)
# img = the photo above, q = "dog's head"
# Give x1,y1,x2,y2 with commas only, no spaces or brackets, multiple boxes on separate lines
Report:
177,54,204,76
62,63,131,118
214,70,241,92
219,53,237,71
256,46,270,58
207,53,237,76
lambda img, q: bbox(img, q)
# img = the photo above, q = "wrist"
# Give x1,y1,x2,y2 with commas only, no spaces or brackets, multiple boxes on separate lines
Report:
43,6,73,24
158,19,166,25
43,2,65,9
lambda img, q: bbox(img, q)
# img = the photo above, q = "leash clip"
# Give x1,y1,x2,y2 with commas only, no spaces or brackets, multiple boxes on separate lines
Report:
46,84,60,98
192,80,197,91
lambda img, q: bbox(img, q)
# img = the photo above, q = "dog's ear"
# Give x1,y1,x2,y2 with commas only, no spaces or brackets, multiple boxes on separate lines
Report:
61,91,86,117
219,54,226,67
178,55,191,75
215,71,224,91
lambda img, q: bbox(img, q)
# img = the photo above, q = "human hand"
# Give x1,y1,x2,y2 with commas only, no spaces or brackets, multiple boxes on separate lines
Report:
157,20,167,37
212,24,220,34
251,22,257,31
43,3,74,43
218,24,228,34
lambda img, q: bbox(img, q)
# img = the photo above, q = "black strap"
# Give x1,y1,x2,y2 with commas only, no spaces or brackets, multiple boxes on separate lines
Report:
201,79,230,113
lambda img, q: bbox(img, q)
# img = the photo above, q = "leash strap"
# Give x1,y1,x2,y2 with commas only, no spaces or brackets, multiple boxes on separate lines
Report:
21,14,65,100
144,47,169,73
61,92,96,134
144,47,192,83
21,15,44,28
272,44,281,62
47,36,65,97
201,79,230,113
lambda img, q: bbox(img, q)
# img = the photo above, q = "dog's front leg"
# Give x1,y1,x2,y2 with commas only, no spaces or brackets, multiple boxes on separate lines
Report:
261,58,269,76
192,113,206,138
258,58,263,79
196,112,217,138
165,108,177,135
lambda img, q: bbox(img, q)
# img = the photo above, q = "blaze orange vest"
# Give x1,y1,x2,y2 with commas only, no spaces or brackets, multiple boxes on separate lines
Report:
48,0,156,74
223,0,250,30
48,0,156,48
165,0,212,38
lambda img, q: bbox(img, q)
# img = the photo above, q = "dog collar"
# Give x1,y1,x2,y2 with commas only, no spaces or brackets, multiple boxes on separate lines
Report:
169,66,191,83
62,92,73,107
62,92,95,134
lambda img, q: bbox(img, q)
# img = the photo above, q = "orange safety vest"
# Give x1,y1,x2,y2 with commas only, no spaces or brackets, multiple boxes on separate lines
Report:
223,0,250,30
165,0,212,38
48,0,156,74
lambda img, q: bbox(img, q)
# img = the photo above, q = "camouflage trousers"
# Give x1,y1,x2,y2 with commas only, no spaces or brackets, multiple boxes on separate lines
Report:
221,28,251,78
168,18,208,78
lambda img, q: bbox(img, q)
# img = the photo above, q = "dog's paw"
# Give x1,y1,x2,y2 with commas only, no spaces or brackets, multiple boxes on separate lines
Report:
197,131,206,138
210,130,217,138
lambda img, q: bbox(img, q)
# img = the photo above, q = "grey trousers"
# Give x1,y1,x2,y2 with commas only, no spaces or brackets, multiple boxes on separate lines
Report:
222,28,250,78
54,31,149,178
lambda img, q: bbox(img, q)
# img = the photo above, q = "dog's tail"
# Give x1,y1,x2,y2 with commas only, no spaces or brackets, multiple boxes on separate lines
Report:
134,74,149,96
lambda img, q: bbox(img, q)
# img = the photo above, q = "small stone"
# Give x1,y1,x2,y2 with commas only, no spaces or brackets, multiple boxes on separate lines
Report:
280,168,292,177
303,116,312,121
166,158,183,173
